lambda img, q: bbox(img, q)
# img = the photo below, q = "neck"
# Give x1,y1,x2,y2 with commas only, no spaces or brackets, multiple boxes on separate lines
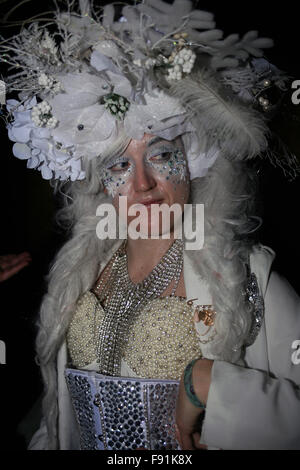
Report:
126,236,176,284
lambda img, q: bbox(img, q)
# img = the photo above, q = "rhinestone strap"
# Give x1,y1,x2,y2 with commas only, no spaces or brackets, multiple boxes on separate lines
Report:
245,271,265,346
94,239,184,376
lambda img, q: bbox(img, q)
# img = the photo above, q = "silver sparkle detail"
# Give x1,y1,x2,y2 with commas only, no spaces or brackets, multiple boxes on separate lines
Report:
245,271,265,346
65,368,180,450
92,239,184,376
65,372,98,450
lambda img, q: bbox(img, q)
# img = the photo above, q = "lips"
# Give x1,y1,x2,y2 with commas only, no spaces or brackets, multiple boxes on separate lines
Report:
140,199,164,206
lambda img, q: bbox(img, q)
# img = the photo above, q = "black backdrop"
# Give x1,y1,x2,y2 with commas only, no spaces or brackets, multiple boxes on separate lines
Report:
0,0,299,450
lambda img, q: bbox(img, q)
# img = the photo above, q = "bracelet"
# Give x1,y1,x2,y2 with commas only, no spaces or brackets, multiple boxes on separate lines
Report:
183,359,206,409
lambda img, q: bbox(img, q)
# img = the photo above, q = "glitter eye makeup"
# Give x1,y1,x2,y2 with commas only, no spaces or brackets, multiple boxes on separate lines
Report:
146,146,188,183
101,141,188,197
101,157,135,197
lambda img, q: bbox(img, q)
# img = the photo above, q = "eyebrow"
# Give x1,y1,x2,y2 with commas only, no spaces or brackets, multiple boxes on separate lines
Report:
146,136,167,147
119,136,173,161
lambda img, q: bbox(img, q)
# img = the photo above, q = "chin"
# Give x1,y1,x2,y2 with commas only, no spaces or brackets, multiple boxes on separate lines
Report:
147,220,175,239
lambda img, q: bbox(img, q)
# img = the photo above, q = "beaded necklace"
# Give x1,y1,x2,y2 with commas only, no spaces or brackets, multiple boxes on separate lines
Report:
93,239,184,376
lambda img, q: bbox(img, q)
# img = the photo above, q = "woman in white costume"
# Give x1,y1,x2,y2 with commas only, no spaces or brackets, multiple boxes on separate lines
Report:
2,0,300,450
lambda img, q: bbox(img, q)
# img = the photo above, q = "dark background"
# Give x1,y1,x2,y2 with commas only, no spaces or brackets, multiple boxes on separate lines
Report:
0,0,299,450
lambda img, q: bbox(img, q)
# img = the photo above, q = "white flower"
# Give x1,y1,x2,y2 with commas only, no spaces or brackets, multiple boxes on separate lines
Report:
6,72,187,181
6,97,85,181
38,73,62,95
167,47,196,82
31,100,58,128
103,93,130,120
49,71,123,160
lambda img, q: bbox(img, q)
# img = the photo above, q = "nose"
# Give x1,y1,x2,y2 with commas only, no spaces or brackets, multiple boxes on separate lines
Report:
133,160,156,192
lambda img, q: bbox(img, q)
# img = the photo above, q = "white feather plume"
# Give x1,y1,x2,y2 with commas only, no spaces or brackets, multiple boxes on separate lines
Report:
169,70,269,161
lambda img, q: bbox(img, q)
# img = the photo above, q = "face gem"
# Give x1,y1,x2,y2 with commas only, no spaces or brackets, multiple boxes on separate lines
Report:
145,149,187,183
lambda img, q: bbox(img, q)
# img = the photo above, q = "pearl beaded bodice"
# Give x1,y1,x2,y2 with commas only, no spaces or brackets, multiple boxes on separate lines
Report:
67,291,202,380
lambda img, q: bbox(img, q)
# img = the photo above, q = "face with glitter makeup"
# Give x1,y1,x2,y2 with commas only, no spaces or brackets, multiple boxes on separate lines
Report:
101,134,190,237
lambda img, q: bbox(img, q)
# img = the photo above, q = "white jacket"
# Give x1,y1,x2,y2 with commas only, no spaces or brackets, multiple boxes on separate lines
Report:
29,244,300,450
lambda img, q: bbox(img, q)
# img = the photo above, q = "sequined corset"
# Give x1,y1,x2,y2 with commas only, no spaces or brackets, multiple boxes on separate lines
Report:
67,291,202,380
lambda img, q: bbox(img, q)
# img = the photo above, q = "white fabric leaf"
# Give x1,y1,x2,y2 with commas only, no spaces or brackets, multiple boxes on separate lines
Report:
90,51,119,74
93,40,121,59
12,142,31,159
10,126,31,143
106,71,132,99
41,165,53,180
27,156,40,168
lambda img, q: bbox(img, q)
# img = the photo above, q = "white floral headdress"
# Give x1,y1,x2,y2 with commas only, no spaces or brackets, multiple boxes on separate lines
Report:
0,0,294,181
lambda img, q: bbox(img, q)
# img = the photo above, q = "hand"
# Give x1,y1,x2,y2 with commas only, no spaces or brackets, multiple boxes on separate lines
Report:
0,252,31,282
175,358,214,450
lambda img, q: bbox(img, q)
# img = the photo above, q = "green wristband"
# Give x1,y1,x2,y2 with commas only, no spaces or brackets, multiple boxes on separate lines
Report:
183,359,206,409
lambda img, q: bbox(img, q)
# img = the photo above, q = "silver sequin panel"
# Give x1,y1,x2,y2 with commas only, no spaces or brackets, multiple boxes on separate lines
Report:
65,372,98,450
65,368,180,450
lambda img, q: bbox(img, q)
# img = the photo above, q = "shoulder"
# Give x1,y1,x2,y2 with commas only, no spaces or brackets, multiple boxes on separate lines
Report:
251,245,300,355
249,245,300,377
264,270,300,330
249,243,300,314
264,270,300,378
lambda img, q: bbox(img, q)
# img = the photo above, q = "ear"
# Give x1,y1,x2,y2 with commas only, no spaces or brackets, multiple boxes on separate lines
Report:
103,187,108,195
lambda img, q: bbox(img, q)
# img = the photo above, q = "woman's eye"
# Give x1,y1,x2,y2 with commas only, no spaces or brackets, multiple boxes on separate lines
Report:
108,160,130,172
150,152,172,163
